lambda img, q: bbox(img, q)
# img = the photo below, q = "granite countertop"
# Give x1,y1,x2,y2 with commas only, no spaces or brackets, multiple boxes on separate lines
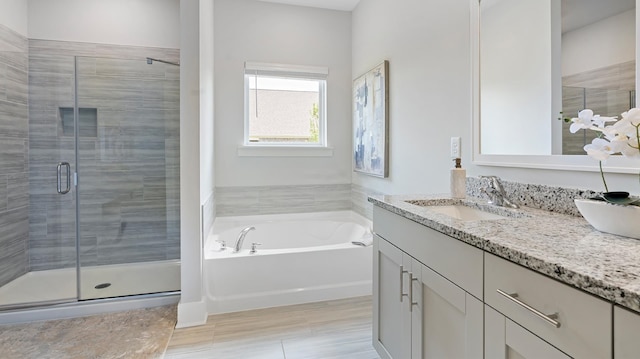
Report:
368,194,640,313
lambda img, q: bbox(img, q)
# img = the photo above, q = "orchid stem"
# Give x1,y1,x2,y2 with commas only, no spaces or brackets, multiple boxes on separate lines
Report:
599,161,609,193
636,125,640,189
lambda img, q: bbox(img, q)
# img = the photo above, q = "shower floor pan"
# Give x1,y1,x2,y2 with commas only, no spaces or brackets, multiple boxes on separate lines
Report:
0,260,180,308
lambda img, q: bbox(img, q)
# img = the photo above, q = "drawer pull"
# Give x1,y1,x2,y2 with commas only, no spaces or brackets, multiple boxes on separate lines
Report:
400,266,409,301
497,289,561,328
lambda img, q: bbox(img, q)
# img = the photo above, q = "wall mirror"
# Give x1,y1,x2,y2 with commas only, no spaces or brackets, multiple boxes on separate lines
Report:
472,0,640,173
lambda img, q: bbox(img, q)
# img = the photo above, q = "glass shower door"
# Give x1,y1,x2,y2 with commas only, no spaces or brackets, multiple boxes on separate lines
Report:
0,52,79,309
75,56,180,300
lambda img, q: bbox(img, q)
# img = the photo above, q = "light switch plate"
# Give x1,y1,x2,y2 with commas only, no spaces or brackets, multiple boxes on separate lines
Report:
451,136,461,158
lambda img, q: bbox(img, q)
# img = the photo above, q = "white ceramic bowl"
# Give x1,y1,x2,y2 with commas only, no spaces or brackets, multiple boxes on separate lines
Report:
574,198,640,240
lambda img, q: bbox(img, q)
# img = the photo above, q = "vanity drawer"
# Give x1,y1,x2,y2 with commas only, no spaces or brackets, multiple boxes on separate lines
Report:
485,253,612,359
373,206,483,299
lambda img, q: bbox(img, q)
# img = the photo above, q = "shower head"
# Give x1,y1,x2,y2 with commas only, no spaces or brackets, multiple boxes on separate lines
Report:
145,57,179,66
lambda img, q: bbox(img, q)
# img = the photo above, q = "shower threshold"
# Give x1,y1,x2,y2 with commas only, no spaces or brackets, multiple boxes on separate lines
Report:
0,260,180,309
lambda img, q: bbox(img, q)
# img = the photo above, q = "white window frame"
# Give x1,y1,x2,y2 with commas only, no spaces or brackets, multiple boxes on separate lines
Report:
242,62,329,152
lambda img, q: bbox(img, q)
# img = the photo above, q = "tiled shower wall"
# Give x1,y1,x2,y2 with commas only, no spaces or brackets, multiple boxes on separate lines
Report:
28,40,180,270
0,25,29,287
562,61,635,155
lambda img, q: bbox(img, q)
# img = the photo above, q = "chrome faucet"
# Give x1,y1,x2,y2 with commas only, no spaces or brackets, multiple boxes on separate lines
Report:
233,226,256,252
249,242,262,254
480,176,519,209
216,239,227,251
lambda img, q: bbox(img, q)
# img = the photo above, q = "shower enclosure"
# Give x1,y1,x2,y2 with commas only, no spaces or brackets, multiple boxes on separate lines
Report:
562,86,636,155
0,36,180,311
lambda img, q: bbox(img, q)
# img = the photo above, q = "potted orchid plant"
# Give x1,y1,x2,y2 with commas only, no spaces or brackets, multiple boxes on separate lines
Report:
569,108,640,239
569,108,640,205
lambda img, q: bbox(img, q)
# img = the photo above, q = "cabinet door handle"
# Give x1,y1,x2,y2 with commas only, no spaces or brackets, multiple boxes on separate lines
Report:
496,289,561,328
409,274,419,312
400,266,409,301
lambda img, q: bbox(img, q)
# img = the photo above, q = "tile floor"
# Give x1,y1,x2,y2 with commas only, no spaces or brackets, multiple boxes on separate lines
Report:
0,305,176,359
164,296,379,359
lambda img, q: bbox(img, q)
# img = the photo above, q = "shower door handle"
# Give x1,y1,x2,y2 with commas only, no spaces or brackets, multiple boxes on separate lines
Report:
57,162,71,194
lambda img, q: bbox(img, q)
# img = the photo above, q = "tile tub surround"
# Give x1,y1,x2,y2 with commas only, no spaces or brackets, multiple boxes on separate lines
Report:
0,24,29,287
369,193,640,313
351,183,382,220
466,176,600,216
202,191,215,239
215,184,383,220
215,184,352,216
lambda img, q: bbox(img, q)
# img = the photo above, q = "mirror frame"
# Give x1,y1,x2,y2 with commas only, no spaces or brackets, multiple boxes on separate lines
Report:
471,0,640,175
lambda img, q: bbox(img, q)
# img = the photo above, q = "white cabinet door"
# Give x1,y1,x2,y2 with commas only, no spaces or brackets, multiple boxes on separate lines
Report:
486,305,571,359
614,306,640,359
374,225,483,359
413,259,483,359
373,235,411,359
485,253,611,358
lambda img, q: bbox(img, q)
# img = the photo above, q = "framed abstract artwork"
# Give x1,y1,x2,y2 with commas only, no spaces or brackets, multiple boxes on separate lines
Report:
353,60,389,177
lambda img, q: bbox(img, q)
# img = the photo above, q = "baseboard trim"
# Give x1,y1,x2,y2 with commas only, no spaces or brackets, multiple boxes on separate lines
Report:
176,298,207,328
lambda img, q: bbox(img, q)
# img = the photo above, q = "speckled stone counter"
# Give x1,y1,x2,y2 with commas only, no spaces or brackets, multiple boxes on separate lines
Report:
368,194,640,313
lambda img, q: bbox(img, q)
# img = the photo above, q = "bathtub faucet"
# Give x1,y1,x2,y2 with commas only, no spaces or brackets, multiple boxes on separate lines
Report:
233,226,256,252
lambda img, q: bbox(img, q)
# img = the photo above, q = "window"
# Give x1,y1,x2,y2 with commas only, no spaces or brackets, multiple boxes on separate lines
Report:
244,62,328,146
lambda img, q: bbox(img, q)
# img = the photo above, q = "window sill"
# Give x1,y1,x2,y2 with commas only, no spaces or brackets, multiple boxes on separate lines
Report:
237,145,334,157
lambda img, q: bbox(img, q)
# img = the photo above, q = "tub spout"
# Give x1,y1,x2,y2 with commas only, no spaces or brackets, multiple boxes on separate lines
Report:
233,226,256,252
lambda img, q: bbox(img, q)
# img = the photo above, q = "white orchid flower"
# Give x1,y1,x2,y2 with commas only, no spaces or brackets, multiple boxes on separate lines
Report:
569,108,640,195
592,115,617,128
621,108,640,127
611,116,637,138
584,137,615,161
608,133,632,154
600,124,619,138
569,109,595,133
575,109,640,144
622,137,640,157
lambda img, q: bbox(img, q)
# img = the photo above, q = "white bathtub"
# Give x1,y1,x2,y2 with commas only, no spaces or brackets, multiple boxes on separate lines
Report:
204,210,372,314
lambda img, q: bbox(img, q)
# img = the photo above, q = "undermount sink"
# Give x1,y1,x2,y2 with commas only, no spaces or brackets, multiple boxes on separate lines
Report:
405,199,524,221
426,205,507,221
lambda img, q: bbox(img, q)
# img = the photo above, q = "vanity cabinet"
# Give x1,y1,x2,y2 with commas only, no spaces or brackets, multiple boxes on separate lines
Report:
373,235,410,358
485,304,570,359
614,306,640,358
485,253,612,358
373,206,483,359
371,199,640,359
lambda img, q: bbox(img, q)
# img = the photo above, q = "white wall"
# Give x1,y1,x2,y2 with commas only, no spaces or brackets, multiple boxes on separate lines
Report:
0,0,28,35
214,0,352,187
480,0,553,155
201,0,215,205
352,0,471,194
354,0,640,195
563,9,635,76
28,0,180,48
177,0,214,328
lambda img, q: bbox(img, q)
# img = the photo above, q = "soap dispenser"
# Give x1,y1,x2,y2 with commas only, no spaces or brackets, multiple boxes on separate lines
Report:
450,158,466,199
